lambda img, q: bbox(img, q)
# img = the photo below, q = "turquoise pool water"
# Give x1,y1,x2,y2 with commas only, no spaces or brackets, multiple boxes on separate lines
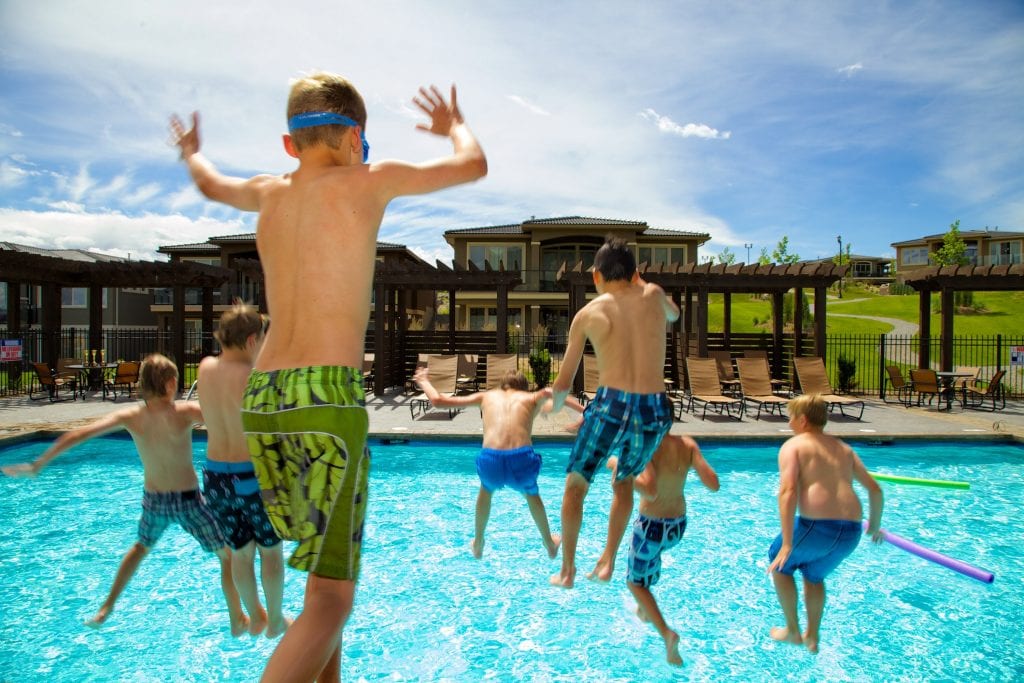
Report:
1,436,1022,682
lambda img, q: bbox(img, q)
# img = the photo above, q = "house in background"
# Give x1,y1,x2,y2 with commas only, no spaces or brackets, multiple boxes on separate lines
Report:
891,229,1024,276
798,254,893,284
0,242,155,329
443,216,711,334
157,233,437,333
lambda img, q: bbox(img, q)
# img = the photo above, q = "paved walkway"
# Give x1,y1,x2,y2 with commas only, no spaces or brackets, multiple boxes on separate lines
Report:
2,386,1021,445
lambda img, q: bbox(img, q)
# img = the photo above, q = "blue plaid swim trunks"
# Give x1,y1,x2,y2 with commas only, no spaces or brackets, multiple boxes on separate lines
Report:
567,387,674,483
627,513,687,587
136,489,225,552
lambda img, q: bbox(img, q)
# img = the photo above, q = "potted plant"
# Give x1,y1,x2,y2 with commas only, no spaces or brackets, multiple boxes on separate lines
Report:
528,325,551,389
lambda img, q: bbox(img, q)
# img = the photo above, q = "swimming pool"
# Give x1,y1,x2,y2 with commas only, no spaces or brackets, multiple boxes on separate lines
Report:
1,436,1022,681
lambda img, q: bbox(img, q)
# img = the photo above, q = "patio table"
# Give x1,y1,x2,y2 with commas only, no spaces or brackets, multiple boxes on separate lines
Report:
66,363,118,398
935,371,975,411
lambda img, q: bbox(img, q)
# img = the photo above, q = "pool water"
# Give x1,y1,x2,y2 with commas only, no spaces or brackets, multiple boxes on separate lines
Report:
1,436,1022,682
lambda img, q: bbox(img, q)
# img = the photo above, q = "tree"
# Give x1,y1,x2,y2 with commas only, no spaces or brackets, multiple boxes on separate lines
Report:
716,247,736,265
757,247,771,265
932,220,969,266
771,236,801,265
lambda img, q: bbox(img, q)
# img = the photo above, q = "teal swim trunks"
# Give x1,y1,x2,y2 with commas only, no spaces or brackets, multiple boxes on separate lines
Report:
241,366,370,581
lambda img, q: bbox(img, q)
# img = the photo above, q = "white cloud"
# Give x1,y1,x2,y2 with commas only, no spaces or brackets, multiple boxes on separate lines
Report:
837,62,864,77
639,109,731,140
46,200,85,213
505,95,551,117
121,182,163,207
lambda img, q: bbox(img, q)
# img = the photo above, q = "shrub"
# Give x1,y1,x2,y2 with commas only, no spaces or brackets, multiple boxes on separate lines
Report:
837,355,857,393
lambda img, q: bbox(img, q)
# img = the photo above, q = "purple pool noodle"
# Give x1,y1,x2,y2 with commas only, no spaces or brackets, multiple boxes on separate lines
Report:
862,521,994,584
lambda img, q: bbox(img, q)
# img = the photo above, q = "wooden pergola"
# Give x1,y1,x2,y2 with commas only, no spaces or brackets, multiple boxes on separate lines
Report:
557,260,846,393
0,250,233,389
903,263,1024,371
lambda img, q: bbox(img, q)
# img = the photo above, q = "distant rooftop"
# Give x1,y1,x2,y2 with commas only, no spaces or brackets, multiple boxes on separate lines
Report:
891,229,1024,247
444,215,710,241
160,233,408,253
0,242,129,263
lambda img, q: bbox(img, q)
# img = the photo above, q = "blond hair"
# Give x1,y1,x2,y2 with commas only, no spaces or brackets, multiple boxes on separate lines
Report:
139,353,178,400
287,72,366,152
214,302,265,350
787,393,829,427
500,370,529,391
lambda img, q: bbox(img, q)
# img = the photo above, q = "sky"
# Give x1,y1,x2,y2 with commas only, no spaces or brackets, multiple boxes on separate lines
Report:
1,1,1022,267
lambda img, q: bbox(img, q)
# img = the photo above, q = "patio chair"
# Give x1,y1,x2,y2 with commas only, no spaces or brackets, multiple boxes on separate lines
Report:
951,366,980,406
883,365,913,407
483,353,518,390
455,353,480,393
104,360,141,401
736,358,788,420
410,354,459,419
793,357,865,420
963,369,1006,411
908,368,942,409
57,357,84,398
362,354,375,395
744,349,790,393
577,354,600,406
29,362,77,402
709,350,739,394
684,357,742,420
404,353,431,394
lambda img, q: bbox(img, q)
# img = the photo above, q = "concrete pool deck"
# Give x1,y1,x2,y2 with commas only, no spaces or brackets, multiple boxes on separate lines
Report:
1,387,1022,445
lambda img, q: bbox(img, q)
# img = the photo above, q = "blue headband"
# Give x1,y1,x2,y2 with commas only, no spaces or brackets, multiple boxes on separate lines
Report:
287,112,369,162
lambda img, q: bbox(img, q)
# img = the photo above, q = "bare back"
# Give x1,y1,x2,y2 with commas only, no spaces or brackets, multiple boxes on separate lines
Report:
121,401,204,492
197,354,252,461
479,389,544,450
254,166,385,371
785,432,864,522
581,281,670,394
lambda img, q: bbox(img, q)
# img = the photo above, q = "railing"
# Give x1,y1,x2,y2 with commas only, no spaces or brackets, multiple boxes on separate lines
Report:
151,284,262,306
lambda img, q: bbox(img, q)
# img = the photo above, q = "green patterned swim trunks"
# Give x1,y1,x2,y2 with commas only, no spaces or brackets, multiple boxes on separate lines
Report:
241,366,370,580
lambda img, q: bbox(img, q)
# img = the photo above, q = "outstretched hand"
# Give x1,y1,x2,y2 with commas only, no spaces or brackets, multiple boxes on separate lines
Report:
169,111,201,159
413,85,463,137
767,544,792,575
413,366,430,385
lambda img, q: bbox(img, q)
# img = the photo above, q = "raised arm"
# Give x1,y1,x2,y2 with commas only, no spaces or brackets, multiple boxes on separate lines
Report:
645,279,680,323
851,450,884,542
767,441,800,574
170,111,273,211
2,410,129,477
179,400,205,427
371,85,487,199
413,367,484,409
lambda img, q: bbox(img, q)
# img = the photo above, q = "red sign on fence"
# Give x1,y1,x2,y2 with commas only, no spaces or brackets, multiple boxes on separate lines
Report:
1,340,23,362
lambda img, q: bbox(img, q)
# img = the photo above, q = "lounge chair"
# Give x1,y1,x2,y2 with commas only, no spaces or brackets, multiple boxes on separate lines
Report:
483,353,518,390
963,369,1006,411
709,350,739,395
410,354,459,419
29,362,77,402
404,353,431,394
744,349,789,393
883,365,912,407
362,354,375,395
577,354,600,406
456,353,480,393
104,361,140,401
684,357,742,420
793,357,865,420
908,368,942,409
736,358,788,420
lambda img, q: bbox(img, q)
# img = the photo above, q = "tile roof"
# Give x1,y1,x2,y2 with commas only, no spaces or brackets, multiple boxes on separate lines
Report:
891,230,1024,247
0,242,129,263
159,233,407,252
444,216,710,239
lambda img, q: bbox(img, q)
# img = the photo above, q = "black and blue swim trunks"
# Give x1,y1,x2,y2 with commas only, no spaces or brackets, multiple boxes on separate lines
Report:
627,513,687,587
203,459,282,550
567,387,674,483
476,446,542,496
768,516,862,584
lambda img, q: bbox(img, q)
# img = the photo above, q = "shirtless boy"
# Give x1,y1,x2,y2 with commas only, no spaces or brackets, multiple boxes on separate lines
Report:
3,354,245,633
172,74,486,682
549,235,679,588
767,393,884,653
199,303,289,638
609,434,719,667
415,366,583,559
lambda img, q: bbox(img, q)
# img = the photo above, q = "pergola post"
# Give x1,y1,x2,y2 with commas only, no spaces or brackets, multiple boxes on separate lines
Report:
813,286,827,358
496,285,508,353
696,287,709,357
201,287,214,357
918,290,931,369
722,293,732,349
6,281,22,333
792,288,804,375
448,288,456,350
172,285,186,392
772,291,785,364
682,287,693,358
940,287,954,371
374,283,386,395
89,285,103,359
41,283,61,369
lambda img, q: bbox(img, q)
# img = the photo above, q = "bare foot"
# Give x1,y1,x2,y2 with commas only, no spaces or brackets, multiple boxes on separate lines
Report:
664,629,683,667
248,609,268,637
770,626,803,646
265,616,293,639
230,612,250,638
585,560,613,583
471,537,485,559
545,534,561,559
84,605,112,628
802,632,819,654
549,569,575,589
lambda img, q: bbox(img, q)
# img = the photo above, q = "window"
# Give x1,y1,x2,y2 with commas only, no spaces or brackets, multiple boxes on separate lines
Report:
468,306,522,331
182,256,221,267
61,288,107,308
637,245,685,266
989,241,1021,266
900,247,930,266
468,244,523,272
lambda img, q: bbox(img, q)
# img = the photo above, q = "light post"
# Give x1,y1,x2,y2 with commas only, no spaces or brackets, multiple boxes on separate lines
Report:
744,243,753,263
836,235,843,299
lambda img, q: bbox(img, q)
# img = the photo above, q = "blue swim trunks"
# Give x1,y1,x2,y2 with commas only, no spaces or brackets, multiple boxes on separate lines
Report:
203,459,282,550
476,446,542,496
768,516,862,584
628,513,687,587
567,387,674,483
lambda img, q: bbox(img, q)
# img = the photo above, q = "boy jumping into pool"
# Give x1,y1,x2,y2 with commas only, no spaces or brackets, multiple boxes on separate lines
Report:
414,366,583,559
198,303,289,638
171,73,486,682
608,433,719,666
767,393,884,653
2,354,246,633
548,235,679,588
